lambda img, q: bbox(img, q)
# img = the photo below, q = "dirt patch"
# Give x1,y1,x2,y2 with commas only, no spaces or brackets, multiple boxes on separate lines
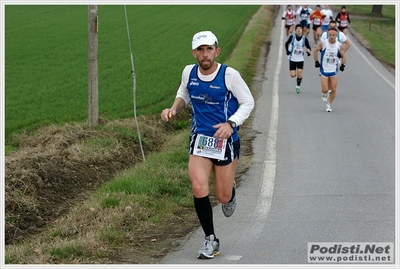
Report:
4,116,176,245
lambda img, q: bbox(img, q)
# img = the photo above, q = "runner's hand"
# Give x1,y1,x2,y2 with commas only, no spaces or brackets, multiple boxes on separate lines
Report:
315,61,320,68
340,64,345,71
213,123,233,140
161,108,174,122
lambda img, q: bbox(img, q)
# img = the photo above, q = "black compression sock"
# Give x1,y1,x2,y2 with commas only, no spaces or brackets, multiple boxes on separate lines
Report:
297,77,302,86
194,195,215,237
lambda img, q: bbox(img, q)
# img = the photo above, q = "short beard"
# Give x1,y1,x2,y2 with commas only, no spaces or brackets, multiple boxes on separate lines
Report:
198,60,214,71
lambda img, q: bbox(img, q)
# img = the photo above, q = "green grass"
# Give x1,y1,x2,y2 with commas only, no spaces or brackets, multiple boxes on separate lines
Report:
99,228,124,247
50,245,84,259
332,5,395,66
338,5,395,17
100,134,192,206
5,5,259,142
351,18,395,66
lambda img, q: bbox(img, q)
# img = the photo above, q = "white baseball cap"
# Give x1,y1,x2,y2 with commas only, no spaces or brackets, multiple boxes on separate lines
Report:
192,31,218,50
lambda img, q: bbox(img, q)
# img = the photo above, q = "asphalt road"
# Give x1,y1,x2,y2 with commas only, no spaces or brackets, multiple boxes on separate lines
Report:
160,5,396,267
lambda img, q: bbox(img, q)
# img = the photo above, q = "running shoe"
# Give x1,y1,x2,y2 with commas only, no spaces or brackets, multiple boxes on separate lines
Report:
326,103,332,112
322,92,328,102
222,181,237,217
295,86,300,94
197,234,220,259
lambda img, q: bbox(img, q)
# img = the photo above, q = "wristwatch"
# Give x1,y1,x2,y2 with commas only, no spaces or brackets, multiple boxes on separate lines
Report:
227,120,237,129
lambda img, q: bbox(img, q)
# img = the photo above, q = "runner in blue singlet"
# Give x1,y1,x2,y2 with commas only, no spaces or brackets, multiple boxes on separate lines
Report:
161,30,254,260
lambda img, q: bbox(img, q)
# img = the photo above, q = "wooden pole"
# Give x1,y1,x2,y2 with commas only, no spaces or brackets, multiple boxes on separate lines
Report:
88,5,99,128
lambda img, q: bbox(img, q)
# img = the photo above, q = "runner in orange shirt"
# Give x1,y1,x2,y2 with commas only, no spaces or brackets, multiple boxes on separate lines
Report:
310,5,325,46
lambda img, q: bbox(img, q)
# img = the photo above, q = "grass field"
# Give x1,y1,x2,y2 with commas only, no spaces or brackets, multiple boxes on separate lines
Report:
5,5,259,142
331,5,395,66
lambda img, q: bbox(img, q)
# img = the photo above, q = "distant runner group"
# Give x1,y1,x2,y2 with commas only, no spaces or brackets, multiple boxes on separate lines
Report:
282,4,351,112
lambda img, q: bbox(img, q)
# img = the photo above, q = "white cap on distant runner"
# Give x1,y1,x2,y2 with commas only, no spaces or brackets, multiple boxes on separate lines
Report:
192,31,218,50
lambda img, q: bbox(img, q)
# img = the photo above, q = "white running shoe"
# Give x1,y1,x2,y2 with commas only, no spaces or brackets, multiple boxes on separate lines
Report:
295,86,300,94
222,181,237,217
197,235,220,259
322,92,328,102
326,103,332,112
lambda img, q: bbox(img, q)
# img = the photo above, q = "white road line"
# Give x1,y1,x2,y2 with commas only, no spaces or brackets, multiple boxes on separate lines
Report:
249,16,283,237
223,255,243,261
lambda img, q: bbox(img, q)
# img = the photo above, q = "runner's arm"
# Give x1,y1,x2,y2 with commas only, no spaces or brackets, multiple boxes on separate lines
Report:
225,68,254,126
285,35,293,54
340,48,346,65
313,42,322,61
161,65,192,121
342,39,350,52
304,37,312,53
335,13,340,23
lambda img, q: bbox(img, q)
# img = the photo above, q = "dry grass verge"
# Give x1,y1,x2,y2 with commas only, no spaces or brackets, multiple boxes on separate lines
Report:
5,114,188,245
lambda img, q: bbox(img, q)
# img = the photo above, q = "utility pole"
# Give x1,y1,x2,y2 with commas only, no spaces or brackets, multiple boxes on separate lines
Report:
88,5,99,128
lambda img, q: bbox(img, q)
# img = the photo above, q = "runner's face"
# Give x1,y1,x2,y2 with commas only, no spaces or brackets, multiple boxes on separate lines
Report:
295,27,302,36
192,44,220,71
328,31,337,42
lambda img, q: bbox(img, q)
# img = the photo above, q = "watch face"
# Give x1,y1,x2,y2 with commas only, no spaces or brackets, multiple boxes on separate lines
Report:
229,121,236,128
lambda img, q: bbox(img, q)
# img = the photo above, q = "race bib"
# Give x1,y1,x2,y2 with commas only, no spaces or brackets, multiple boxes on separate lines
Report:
193,134,227,160
293,45,303,55
325,52,337,64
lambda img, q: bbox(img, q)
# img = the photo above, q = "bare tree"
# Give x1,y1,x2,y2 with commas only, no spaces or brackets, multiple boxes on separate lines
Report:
371,5,383,17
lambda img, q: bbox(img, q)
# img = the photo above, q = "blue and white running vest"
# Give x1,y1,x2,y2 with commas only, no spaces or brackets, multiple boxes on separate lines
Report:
187,64,239,142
